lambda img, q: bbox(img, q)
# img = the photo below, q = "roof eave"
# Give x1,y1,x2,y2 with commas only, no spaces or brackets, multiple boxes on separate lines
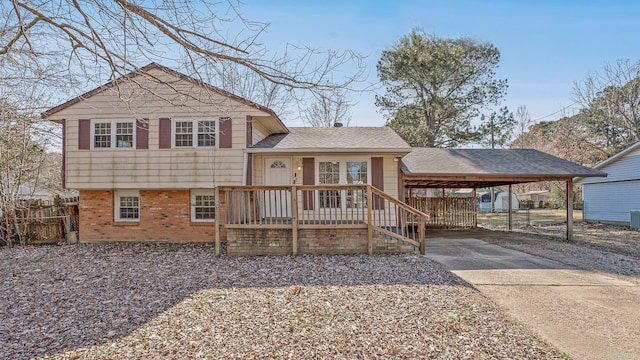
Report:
247,147,412,154
592,142,640,170
403,172,607,179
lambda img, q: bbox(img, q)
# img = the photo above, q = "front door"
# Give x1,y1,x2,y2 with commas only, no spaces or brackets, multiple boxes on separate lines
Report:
264,157,292,218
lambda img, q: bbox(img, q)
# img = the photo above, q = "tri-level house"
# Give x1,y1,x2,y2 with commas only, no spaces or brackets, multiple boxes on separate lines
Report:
42,64,424,255
43,63,605,256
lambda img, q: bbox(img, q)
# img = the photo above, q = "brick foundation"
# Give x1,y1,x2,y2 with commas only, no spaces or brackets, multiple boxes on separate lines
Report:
226,227,414,256
79,189,216,242
226,228,293,256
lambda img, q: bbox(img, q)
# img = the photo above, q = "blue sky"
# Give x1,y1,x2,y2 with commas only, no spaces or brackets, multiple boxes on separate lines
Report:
239,0,640,127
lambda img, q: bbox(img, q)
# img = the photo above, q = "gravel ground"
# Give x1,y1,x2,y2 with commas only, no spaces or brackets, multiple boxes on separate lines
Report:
0,243,565,360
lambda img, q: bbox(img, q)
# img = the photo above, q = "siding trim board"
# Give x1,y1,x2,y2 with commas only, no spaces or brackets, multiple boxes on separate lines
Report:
246,115,253,147
62,120,66,188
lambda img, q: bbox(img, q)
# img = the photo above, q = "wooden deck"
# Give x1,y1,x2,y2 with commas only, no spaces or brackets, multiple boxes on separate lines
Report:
215,185,426,257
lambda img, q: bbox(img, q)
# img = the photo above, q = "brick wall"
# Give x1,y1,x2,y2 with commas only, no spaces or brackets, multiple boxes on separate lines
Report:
79,189,216,242
226,228,293,256
298,228,368,255
226,227,414,256
79,190,416,253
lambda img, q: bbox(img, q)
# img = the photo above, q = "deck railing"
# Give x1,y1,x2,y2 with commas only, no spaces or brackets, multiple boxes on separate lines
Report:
216,185,426,256
369,186,427,252
406,196,476,228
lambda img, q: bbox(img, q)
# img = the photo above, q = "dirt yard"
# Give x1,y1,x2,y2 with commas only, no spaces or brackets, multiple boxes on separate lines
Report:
0,243,566,360
478,209,640,258
2,216,637,360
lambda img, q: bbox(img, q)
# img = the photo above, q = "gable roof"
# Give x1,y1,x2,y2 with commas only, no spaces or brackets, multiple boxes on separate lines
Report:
591,142,640,170
41,63,288,131
249,126,412,154
401,148,607,188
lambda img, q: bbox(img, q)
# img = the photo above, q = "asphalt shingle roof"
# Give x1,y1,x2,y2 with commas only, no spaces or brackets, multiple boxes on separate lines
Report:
401,148,606,178
251,127,411,152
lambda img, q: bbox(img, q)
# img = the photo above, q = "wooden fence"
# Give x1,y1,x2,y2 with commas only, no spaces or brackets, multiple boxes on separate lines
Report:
405,196,476,229
1,197,79,245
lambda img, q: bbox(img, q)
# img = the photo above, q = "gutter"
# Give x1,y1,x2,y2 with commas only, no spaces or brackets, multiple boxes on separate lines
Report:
246,147,413,154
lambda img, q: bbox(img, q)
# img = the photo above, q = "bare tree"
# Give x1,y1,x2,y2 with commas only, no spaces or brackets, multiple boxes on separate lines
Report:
302,89,353,127
1,0,365,100
208,60,296,120
514,105,532,148
573,59,640,155
0,98,60,246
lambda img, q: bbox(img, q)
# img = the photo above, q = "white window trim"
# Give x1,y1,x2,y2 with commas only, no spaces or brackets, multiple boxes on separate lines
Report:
190,189,216,222
90,119,136,150
315,156,371,186
315,157,371,209
171,118,219,149
114,189,140,222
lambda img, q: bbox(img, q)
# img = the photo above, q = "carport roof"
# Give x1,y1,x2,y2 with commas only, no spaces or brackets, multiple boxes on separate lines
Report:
401,148,607,188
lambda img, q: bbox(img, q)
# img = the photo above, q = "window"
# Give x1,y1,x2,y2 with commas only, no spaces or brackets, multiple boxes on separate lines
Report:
317,159,369,209
116,122,134,148
175,121,193,147
191,189,216,222
347,161,368,208
174,119,217,148
318,161,340,208
271,160,287,169
198,121,216,147
115,190,140,222
92,120,135,149
94,123,111,148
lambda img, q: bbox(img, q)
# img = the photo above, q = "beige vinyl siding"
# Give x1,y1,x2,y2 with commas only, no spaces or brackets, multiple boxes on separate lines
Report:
65,149,243,189
50,69,270,121
252,122,269,145
253,155,264,185
253,154,400,200
57,68,273,189
382,155,400,200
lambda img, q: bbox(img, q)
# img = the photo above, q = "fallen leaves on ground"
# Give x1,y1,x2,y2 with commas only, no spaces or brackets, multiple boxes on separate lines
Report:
1,243,566,359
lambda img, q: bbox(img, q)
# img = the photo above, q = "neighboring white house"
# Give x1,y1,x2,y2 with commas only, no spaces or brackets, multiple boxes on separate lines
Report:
517,190,550,207
478,191,519,212
0,181,77,217
576,143,640,225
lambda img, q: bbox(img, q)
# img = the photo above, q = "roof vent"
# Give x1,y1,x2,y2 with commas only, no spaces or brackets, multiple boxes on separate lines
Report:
333,122,343,127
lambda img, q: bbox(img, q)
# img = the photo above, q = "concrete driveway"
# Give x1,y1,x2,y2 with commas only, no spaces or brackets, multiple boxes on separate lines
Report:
424,237,640,360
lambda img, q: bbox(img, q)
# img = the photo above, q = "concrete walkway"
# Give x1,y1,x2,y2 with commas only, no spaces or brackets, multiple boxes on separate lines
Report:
424,237,640,360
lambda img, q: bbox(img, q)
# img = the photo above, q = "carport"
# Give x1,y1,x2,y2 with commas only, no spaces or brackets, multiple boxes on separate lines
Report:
400,148,607,240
